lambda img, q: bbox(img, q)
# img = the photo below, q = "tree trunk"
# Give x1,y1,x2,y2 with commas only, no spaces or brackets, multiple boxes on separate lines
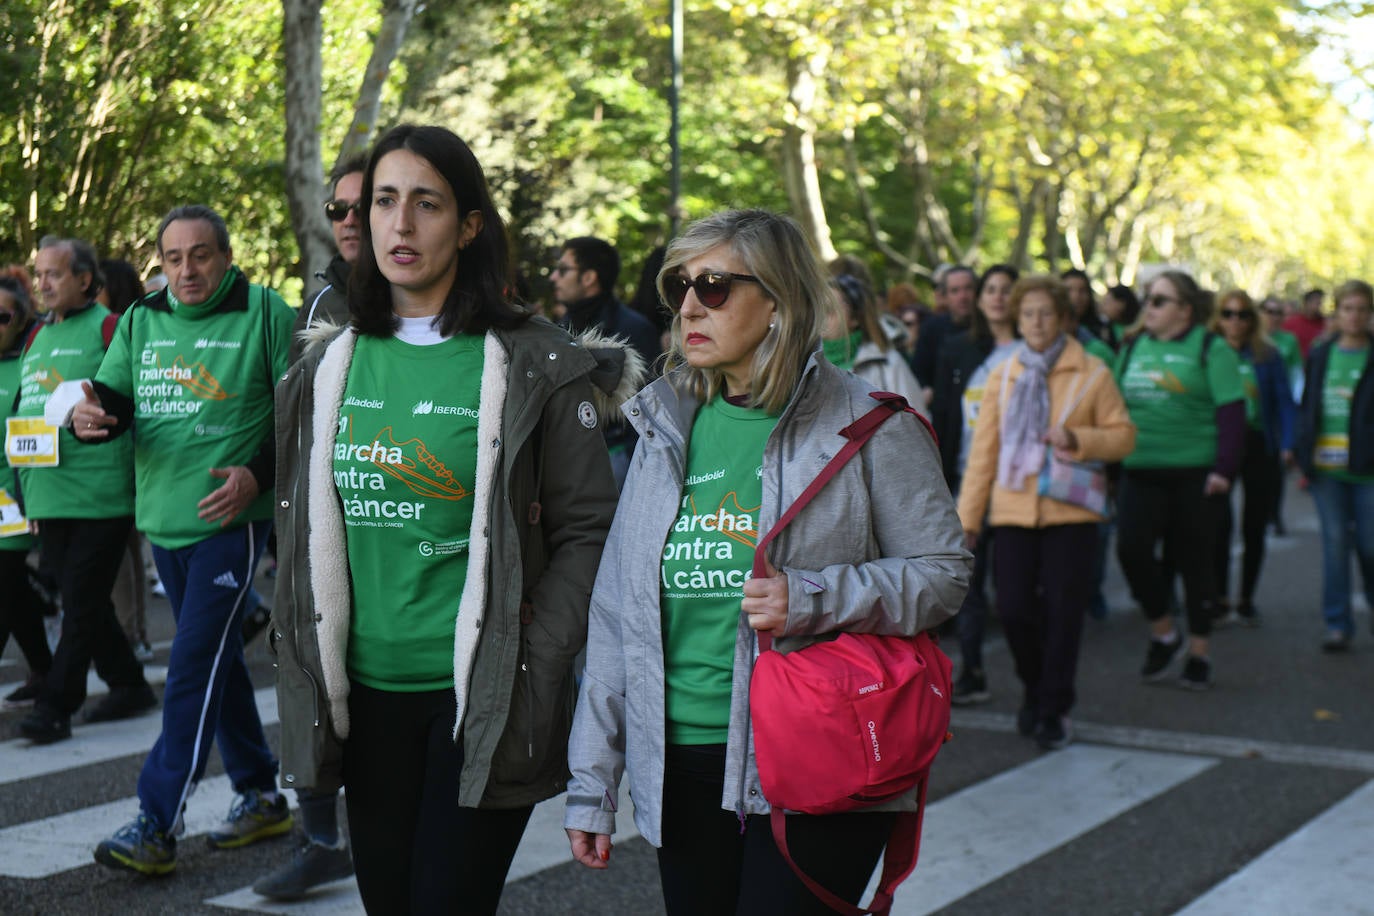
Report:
338,0,421,164
282,0,332,288
780,51,836,263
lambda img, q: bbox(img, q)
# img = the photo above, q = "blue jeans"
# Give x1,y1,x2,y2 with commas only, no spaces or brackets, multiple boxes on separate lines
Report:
1309,474,1374,637
138,519,277,833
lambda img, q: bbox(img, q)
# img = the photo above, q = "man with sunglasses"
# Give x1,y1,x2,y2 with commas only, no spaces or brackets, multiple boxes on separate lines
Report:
289,155,367,362
551,237,661,488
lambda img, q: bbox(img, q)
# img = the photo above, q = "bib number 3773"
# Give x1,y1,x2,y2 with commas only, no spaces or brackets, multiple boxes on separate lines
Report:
5,416,60,467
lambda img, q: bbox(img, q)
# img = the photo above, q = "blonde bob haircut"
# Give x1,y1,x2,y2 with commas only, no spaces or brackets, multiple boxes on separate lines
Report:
658,209,825,413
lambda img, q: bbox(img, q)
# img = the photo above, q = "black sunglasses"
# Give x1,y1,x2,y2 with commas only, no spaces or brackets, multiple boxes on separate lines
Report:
324,199,362,223
1145,294,1180,309
662,271,762,310
1219,309,1254,321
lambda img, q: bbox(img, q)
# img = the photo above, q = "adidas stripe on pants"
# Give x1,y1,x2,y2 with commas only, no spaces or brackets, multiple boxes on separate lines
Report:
137,520,278,833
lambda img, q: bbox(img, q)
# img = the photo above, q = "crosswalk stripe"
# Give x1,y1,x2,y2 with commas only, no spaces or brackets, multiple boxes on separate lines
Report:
885,744,1218,915
0,774,240,878
1173,778,1374,915
0,687,277,787
204,786,643,913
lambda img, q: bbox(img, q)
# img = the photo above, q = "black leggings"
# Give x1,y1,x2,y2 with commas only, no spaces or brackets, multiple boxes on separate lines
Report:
1214,428,1282,604
0,550,52,675
657,744,895,916
1117,468,1223,637
342,682,533,916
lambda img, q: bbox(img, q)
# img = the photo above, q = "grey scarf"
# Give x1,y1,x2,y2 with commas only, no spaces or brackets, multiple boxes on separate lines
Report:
997,334,1067,490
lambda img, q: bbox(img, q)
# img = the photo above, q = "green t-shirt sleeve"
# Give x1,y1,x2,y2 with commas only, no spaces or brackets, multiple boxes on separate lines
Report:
1205,337,1246,407
94,308,135,398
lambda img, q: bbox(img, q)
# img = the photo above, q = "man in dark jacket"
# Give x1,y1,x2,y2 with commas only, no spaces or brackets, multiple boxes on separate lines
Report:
288,154,366,362
912,265,976,392
552,237,660,488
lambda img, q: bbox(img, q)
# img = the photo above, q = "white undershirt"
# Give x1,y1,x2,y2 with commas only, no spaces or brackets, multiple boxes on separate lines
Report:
394,314,449,346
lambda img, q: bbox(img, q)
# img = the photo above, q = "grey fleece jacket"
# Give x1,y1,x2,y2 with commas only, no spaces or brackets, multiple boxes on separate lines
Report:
564,354,971,846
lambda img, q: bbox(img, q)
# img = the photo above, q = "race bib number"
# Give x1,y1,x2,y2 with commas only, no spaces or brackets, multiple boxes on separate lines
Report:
962,385,986,430
5,417,60,467
1314,433,1350,471
0,487,26,537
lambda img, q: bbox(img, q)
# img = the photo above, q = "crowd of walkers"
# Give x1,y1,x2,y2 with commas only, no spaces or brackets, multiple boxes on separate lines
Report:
3,122,1372,914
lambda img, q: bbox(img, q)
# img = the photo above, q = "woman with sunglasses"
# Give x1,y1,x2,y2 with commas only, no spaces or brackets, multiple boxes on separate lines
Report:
0,275,56,705
1114,271,1246,689
822,273,928,414
1293,280,1374,652
564,209,969,914
931,263,1018,705
272,125,630,914
1208,291,1294,626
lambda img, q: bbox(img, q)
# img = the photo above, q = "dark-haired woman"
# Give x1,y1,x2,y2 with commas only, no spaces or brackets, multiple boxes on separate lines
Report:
1114,271,1245,689
1101,284,1141,345
273,125,635,914
1209,290,1293,625
1293,280,1374,652
564,209,968,914
0,276,55,704
932,264,1019,704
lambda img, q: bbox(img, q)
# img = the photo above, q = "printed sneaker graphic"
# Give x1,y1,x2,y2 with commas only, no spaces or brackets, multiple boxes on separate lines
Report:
1151,370,1187,394
32,366,65,393
369,426,469,500
212,571,240,589
678,492,761,551
155,354,236,401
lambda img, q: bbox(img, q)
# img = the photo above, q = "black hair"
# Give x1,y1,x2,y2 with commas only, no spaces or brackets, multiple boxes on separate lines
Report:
938,265,976,293
328,153,369,193
0,275,35,331
562,237,621,295
99,259,145,314
156,205,231,255
1106,284,1141,325
349,124,528,338
628,245,669,333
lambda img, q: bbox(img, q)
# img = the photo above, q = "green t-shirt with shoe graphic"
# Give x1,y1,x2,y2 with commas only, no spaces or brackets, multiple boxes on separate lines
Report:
1315,345,1374,483
1115,326,1245,469
661,395,778,744
95,276,294,548
336,333,484,691
16,304,134,520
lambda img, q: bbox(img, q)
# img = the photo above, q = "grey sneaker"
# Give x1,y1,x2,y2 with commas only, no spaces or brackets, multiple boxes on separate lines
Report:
94,812,176,876
253,839,354,900
207,789,293,849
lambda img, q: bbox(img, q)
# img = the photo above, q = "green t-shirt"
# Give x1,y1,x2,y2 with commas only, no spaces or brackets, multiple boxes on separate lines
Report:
661,395,778,744
0,352,35,550
337,333,484,691
1270,329,1302,374
15,305,135,520
94,279,294,548
1115,326,1246,469
1080,330,1116,365
1315,345,1374,483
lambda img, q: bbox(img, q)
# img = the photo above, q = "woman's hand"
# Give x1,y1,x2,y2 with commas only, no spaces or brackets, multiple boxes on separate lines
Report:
963,529,979,551
1203,472,1231,496
1044,425,1078,458
742,571,789,633
567,828,612,869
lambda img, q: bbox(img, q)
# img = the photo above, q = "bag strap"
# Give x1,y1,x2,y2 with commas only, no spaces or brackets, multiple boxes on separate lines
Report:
769,780,927,916
749,390,929,915
751,390,916,651
1055,363,1104,427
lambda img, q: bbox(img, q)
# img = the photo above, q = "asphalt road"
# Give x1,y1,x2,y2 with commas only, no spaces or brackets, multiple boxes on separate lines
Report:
2,479,1372,915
